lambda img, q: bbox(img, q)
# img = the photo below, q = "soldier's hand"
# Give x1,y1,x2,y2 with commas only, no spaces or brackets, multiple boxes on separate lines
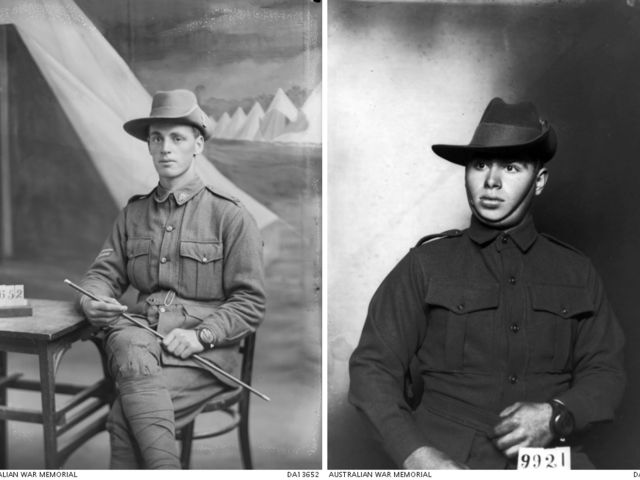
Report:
163,328,204,359
402,446,469,470
80,295,127,327
493,401,553,458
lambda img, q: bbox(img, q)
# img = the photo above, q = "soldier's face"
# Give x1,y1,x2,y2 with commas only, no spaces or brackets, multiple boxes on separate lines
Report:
465,157,548,229
148,123,204,183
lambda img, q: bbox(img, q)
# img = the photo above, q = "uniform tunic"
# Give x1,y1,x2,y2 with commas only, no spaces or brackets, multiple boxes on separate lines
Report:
349,215,625,468
80,174,265,384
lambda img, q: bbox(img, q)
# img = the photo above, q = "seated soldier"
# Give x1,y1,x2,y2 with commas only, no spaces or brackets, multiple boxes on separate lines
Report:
78,89,265,469
349,97,625,469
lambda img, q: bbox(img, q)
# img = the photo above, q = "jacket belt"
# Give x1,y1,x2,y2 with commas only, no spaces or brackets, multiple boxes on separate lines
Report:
420,391,501,437
133,290,222,313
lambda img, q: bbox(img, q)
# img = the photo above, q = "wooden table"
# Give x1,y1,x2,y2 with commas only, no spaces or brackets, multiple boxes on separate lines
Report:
0,299,112,468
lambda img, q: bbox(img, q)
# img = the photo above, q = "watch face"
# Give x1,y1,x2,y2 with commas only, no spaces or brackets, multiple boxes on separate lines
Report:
554,411,575,437
198,328,214,346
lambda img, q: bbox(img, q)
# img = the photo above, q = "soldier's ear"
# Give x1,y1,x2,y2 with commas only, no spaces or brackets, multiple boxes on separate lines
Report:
534,167,548,196
194,134,204,155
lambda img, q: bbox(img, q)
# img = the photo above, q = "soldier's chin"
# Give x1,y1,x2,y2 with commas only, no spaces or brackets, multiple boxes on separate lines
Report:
471,208,514,229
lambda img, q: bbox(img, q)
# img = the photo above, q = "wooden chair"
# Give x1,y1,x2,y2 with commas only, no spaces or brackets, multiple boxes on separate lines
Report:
177,332,256,469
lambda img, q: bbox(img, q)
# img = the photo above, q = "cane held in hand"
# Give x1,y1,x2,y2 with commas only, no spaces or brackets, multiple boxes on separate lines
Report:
64,278,270,402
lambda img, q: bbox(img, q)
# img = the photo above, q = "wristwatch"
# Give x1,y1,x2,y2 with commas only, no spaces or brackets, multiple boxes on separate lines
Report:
548,399,575,440
196,327,215,350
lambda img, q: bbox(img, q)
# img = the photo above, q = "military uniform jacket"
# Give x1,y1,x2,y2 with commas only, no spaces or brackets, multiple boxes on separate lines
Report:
80,175,265,386
349,215,625,467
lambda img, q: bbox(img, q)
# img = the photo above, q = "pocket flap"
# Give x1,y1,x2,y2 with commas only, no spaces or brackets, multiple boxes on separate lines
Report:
127,238,151,258
182,304,215,321
529,284,594,318
180,241,223,263
426,281,499,314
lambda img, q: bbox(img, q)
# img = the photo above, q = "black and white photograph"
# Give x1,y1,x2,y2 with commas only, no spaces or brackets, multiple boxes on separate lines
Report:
328,0,640,470
0,0,321,470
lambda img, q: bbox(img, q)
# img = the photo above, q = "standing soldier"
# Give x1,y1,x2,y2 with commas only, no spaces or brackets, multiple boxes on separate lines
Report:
349,98,625,469
78,89,265,469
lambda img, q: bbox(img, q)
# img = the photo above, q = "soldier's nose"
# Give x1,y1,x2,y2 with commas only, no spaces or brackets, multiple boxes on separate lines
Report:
485,166,501,188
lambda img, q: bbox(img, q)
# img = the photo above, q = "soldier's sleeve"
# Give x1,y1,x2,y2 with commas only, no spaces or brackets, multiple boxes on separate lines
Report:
555,261,626,430
78,209,130,300
197,206,266,346
348,250,431,466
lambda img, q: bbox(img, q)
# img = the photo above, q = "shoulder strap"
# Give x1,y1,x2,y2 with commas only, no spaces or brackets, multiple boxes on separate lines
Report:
414,229,462,248
126,191,152,204
204,185,240,205
540,233,585,256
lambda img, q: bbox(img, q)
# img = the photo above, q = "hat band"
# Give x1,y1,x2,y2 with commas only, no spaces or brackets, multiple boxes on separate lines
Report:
149,104,198,118
470,122,542,148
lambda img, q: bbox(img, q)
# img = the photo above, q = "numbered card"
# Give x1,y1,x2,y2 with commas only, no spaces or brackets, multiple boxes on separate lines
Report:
0,285,27,306
517,446,571,470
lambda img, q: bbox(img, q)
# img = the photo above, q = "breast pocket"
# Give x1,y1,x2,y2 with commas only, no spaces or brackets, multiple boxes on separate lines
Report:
424,282,499,371
126,237,151,289
528,284,593,371
179,241,224,299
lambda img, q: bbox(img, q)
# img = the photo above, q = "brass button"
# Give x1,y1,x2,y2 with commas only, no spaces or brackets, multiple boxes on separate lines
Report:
166,225,174,232
159,307,166,313
161,257,167,264
202,257,207,262
509,374,518,384
509,276,516,285
510,323,520,333
501,235,509,244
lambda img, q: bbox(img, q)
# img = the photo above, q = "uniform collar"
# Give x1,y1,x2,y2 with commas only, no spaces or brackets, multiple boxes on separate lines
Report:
154,175,205,205
468,214,538,252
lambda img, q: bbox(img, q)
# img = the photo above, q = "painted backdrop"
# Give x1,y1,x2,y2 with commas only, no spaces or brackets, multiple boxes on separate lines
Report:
0,0,321,469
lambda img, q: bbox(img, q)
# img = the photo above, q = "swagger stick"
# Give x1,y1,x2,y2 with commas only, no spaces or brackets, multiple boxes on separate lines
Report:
64,279,270,402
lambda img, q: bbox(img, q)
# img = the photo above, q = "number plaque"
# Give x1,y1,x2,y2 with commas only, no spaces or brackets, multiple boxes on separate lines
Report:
518,446,571,470
0,285,32,317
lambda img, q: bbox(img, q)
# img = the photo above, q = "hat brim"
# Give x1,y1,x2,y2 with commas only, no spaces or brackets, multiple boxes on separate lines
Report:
123,116,213,142
432,126,557,166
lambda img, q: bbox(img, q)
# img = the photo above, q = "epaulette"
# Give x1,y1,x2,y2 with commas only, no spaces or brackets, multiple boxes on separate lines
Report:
127,192,151,204
414,229,462,248
540,233,585,256
204,185,240,205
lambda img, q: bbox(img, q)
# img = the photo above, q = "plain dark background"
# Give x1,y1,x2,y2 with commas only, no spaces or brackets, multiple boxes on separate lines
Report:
329,0,640,469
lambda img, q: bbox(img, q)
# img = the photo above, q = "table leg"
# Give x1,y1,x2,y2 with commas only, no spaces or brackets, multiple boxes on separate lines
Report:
0,350,6,468
39,346,58,469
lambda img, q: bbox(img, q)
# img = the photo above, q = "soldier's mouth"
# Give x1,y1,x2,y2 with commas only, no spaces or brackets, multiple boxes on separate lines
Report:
479,196,504,207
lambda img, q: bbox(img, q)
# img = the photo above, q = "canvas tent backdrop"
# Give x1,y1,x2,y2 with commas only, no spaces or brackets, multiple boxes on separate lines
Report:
209,83,321,144
329,0,640,469
0,0,277,245
0,0,282,282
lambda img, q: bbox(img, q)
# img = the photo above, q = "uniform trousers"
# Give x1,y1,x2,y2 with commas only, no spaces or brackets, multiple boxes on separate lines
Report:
104,321,228,469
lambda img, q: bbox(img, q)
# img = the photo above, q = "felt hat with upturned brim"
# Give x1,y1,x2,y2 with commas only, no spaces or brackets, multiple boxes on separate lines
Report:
123,89,214,141
432,97,557,166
